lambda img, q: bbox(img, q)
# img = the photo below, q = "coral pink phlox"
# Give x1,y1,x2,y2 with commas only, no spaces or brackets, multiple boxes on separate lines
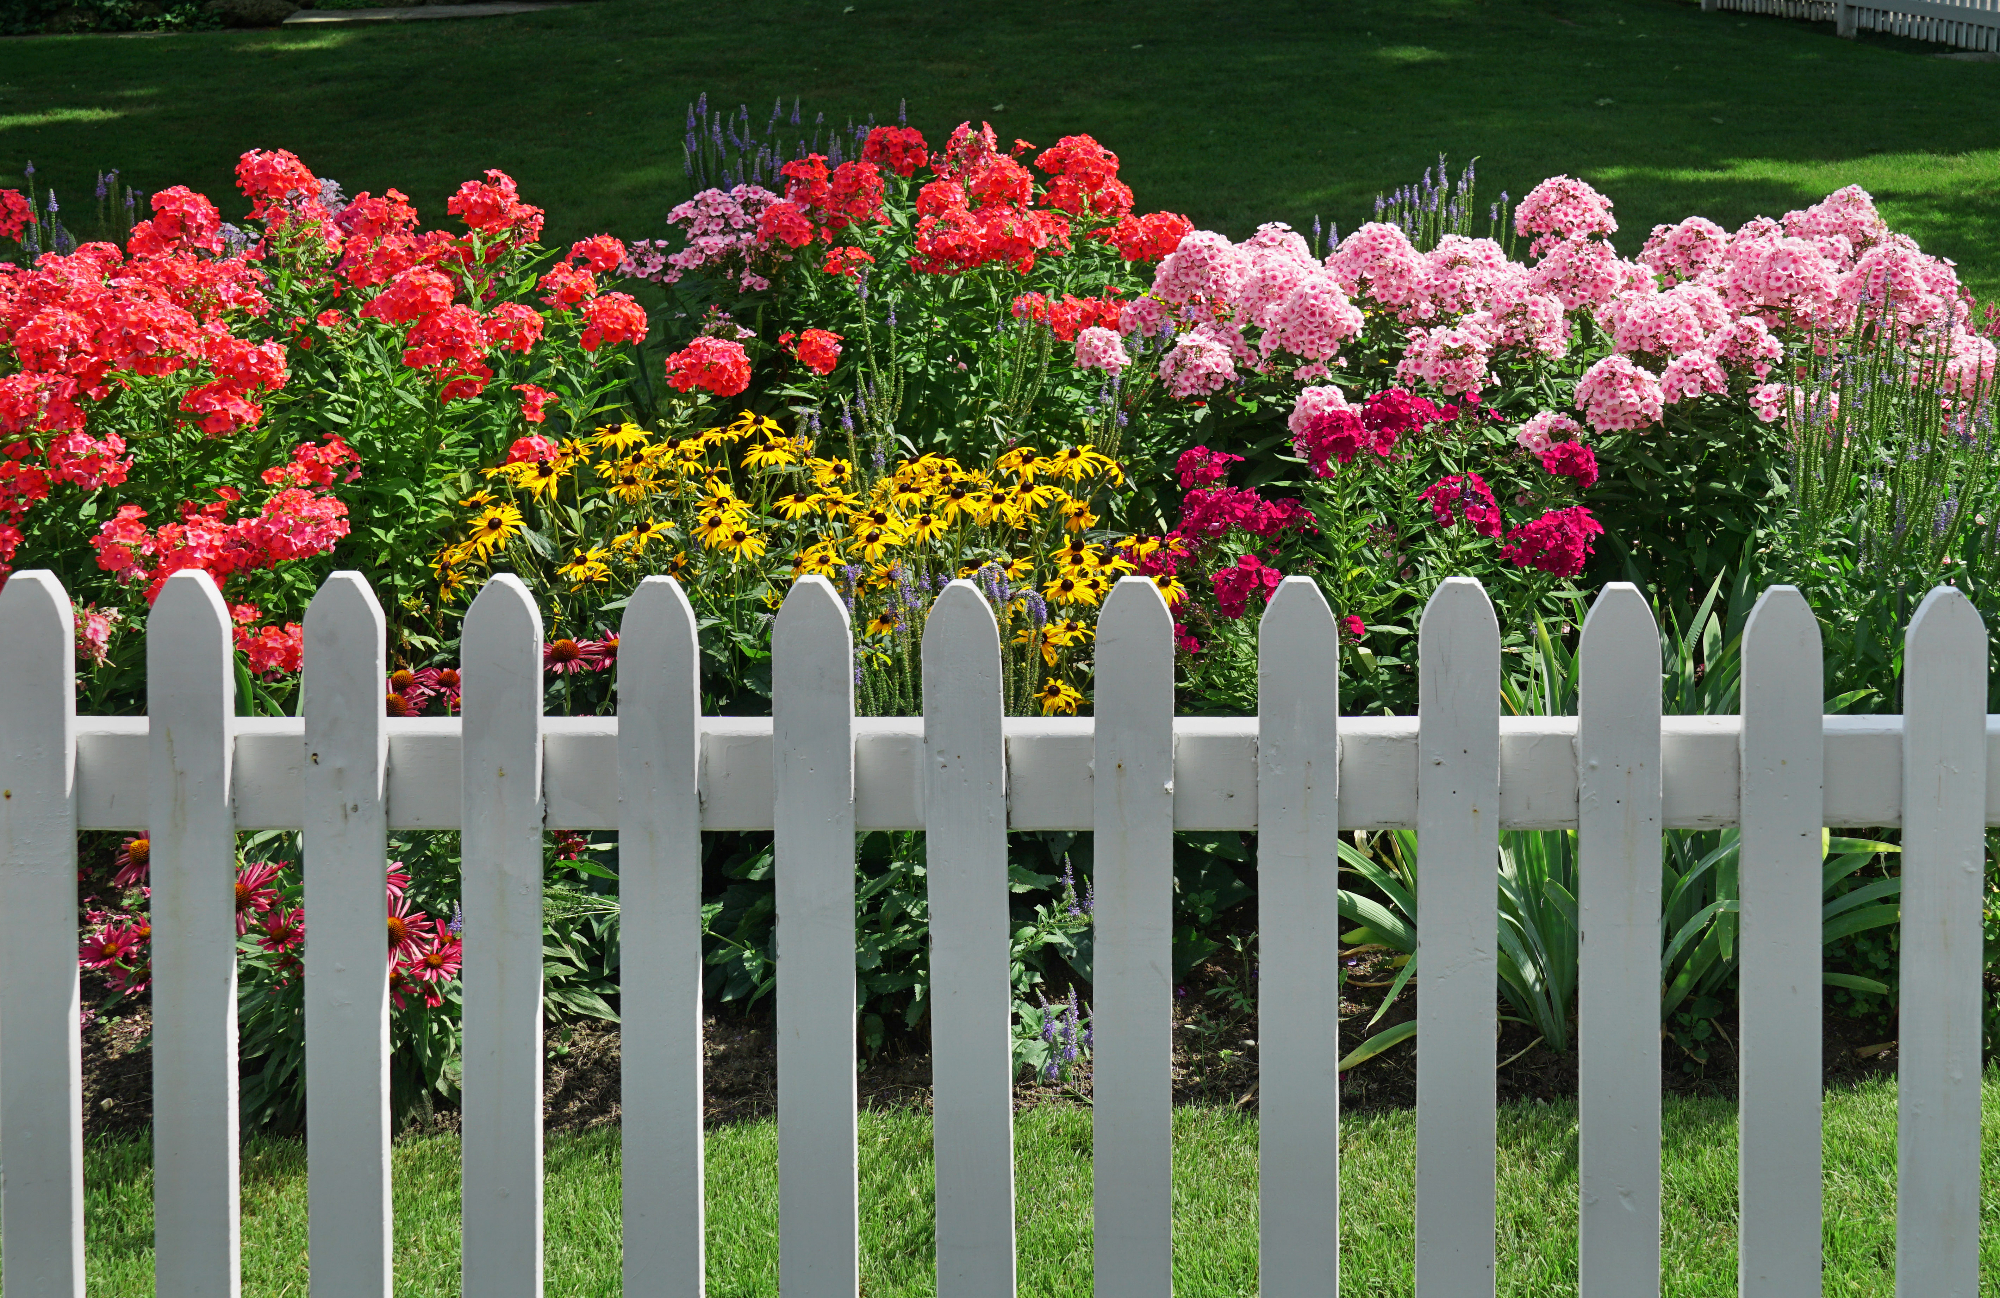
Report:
1211,554,1283,620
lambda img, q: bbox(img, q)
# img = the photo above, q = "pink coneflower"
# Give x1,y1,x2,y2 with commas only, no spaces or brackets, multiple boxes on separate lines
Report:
386,894,434,962
80,922,143,970
257,906,304,955
413,666,462,713
543,638,609,675
106,958,151,997
389,964,431,1011
111,836,150,889
406,935,463,986
386,863,410,900
235,862,284,935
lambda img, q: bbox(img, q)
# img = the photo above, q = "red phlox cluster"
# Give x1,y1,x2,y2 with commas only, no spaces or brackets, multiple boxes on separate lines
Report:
1094,210,1194,263
906,122,1073,276
1210,553,1282,619
1418,473,1504,538
1537,441,1598,490
0,189,31,241
1500,505,1604,578
1010,290,1125,342
445,169,546,249
1177,485,1313,542
1175,445,1243,490
664,335,752,397
862,125,930,177
780,327,844,376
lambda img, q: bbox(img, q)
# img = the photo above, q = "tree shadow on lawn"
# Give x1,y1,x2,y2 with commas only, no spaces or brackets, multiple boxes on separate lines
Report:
4,0,1999,292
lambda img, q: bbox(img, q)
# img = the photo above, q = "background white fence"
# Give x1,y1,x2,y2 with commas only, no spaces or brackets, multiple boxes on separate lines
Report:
0,565,1990,1296
1702,0,2000,51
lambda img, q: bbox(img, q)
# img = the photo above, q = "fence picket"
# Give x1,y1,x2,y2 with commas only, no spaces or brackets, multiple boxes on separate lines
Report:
0,571,84,1298
460,574,547,1298
773,575,859,1298
618,577,706,1298
302,573,393,1298
922,580,1016,1298
1736,585,1823,1296
1576,583,1663,1298
147,568,242,1297
1414,576,1500,1298
1894,586,1987,1298
1255,577,1343,1297
1093,576,1177,1298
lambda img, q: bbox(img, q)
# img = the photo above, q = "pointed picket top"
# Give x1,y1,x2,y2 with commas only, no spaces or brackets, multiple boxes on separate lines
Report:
1255,575,1343,1297
1576,581,1663,1298
1895,584,1987,1298
0,571,86,1297
772,572,860,1298
1414,574,1500,1298
146,566,242,1298
302,572,392,1298
459,571,546,1298
1736,583,1824,1297
617,576,707,1298
1098,574,1175,667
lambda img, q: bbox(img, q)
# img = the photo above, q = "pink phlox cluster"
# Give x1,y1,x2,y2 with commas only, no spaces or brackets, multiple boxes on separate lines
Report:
1599,281,1732,358
1263,269,1364,361
1514,410,1583,454
1117,295,1173,338
1782,185,1888,255
637,185,784,292
1360,388,1444,446
1661,352,1730,405
1176,445,1244,490
1640,216,1730,284
1158,324,1240,398
1573,355,1665,432
1706,316,1784,378
73,601,122,666
1538,440,1598,490
1236,241,1315,331
1940,330,1999,397
1528,237,1624,311
1326,222,1426,308
1074,325,1132,374
1418,235,1514,318
1151,229,1246,308
1838,235,1966,334
1721,232,1849,333
1500,505,1603,578
1211,553,1283,619
1468,291,1569,358
1515,175,1618,253
1397,319,1494,397
1749,382,1787,423
1418,473,1504,538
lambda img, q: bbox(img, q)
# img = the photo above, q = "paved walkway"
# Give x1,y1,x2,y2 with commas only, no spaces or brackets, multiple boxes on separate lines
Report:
283,2,580,23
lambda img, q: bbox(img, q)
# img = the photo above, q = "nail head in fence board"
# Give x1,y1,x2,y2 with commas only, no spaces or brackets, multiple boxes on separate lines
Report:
1414,576,1499,1298
1576,583,1662,1298
1736,585,1823,1296
922,581,1016,1298
0,571,84,1297
1894,586,1987,1298
460,574,546,1298
147,568,242,1297
773,575,859,1298
1093,576,1177,1298
1256,577,1343,1297
618,578,705,1298
302,573,392,1298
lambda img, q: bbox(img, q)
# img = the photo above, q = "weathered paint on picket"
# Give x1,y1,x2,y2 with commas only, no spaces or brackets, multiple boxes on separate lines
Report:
923,580,1017,1298
617,576,707,1298
1255,577,1344,1297
1894,587,1987,1298
459,574,547,1298
302,573,393,1298
772,575,860,1298
1576,583,1663,1298
1414,576,1501,1298
0,571,85,1298
1092,576,1178,1298
1737,586,1824,1297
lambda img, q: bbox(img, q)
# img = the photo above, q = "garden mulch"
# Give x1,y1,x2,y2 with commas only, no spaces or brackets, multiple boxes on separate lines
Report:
81,955,1926,1141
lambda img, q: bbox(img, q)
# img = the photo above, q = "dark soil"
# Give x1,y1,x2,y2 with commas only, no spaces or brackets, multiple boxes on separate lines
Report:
81,953,1913,1140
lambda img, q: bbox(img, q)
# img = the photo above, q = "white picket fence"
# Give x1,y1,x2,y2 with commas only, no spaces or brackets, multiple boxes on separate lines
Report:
1702,0,2000,50
0,566,1990,1297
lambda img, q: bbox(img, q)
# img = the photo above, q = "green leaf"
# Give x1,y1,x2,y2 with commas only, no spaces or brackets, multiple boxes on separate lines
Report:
1337,1019,1416,1071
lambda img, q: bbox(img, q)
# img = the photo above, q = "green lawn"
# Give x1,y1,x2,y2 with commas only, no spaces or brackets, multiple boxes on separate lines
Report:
66,1072,2000,1296
3,0,2000,295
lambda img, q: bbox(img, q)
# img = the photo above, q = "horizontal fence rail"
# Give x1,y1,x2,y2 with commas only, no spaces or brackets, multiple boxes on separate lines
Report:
51,711,2000,833
0,566,1990,1298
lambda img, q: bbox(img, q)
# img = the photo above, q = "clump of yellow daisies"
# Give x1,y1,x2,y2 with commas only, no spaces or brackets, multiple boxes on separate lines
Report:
430,413,1145,715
